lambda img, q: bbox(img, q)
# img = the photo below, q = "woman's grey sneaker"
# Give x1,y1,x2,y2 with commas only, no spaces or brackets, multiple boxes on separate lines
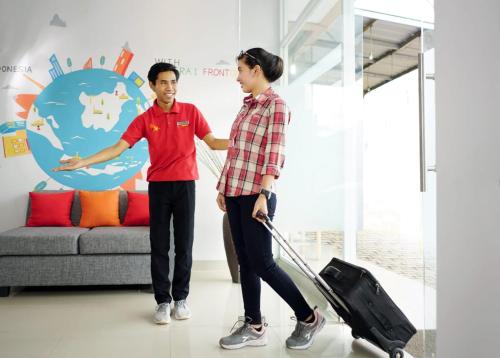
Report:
286,308,325,349
219,320,268,349
172,299,191,320
153,302,171,324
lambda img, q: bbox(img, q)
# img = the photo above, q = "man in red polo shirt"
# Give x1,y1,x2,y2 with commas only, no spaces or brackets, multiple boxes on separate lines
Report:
54,62,228,324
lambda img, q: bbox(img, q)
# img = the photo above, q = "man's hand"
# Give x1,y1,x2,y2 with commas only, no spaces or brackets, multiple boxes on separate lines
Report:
52,140,129,172
216,193,226,212
53,157,87,172
252,195,268,223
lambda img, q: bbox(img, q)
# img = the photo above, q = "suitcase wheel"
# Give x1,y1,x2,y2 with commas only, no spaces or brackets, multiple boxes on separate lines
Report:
390,347,405,358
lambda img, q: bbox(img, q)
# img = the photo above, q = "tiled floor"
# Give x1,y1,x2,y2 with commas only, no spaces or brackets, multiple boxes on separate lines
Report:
0,267,412,358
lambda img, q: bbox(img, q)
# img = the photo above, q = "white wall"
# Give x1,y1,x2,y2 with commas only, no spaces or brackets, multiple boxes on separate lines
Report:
436,0,500,356
0,0,280,260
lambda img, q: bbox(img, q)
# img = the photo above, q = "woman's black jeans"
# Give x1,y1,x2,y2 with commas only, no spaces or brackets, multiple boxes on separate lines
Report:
225,194,313,324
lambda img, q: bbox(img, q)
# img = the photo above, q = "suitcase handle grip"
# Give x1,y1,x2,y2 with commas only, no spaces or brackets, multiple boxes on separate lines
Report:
323,266,343,281
256,211,270,222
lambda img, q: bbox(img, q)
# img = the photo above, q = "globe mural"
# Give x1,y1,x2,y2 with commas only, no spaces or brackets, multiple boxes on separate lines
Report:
26,69,149,190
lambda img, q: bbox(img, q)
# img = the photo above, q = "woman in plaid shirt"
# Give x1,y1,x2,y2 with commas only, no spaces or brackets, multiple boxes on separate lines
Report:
217,48,325,350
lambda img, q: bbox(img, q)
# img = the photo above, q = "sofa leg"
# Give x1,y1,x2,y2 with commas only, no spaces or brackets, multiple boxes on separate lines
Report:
0,287,10,297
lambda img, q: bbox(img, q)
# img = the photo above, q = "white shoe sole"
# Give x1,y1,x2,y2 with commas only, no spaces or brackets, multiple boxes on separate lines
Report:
220,335,268,350
286,316,326,350
153,317,171,325
174,313,191,320
171,309,191,320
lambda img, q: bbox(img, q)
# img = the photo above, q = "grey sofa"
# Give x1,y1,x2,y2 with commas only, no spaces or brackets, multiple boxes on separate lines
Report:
0,190,152,297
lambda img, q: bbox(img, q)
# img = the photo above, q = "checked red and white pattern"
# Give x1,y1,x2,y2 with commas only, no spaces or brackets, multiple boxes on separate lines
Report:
217,87,290,197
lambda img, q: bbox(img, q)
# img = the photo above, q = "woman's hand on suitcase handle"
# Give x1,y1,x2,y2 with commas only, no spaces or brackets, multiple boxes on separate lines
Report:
255,211,270,223
216,193,226,212
253,195,268,223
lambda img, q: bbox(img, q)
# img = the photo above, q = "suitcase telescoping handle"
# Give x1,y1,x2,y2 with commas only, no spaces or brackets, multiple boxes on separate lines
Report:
256,211,350,314
255,211,321,284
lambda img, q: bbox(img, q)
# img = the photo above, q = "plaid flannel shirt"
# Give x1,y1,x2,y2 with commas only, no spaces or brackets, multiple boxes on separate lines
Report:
217,87,290,197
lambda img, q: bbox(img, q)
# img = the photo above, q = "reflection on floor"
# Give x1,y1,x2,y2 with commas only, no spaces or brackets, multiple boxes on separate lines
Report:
0,267,417,358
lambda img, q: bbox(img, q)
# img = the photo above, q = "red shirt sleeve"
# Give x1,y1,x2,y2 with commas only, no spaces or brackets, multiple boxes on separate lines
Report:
193,105,212,139
121,115,145,148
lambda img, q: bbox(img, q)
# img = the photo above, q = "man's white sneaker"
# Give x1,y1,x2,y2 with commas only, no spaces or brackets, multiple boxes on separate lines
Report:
153,302,171,324
172,300,191,320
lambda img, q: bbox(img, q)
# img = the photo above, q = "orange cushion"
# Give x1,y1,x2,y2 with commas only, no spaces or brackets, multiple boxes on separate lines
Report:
78,190,121,228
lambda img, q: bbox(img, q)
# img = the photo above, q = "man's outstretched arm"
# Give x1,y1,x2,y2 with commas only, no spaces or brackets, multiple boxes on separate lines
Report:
53,139,130,171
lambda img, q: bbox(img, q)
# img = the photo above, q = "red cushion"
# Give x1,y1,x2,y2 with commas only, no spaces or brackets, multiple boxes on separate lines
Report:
123,191,149,226
27,191,75,227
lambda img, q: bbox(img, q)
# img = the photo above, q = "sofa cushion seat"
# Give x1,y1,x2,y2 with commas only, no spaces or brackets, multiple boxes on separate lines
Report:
0,227,89,256
79,227,150,254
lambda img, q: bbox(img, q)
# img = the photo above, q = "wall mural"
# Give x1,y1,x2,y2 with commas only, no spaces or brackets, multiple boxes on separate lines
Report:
2,43,150,191
0,11,239,194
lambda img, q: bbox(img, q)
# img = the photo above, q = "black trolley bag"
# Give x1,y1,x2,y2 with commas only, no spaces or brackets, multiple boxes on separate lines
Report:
256,212,416,358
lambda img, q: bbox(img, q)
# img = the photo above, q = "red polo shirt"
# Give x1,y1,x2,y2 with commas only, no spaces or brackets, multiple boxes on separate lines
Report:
121,100,211,182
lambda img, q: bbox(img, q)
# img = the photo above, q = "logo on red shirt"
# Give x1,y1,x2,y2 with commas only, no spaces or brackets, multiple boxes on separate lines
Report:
149,124,160,132
177,120,190,127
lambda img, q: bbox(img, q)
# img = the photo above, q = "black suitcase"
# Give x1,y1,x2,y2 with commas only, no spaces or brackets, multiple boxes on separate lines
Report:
256,212,417,358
